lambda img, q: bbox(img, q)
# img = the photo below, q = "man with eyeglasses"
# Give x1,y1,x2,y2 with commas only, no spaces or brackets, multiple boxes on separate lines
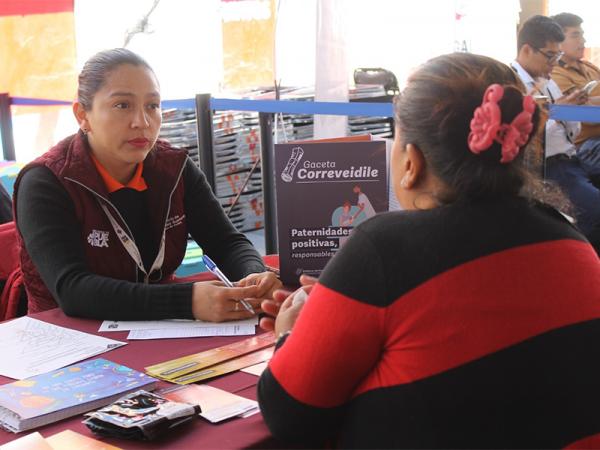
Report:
551,13,600,186
512,15,600,253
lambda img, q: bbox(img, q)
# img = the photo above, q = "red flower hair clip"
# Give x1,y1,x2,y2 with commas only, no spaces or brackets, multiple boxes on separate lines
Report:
468,84,535,164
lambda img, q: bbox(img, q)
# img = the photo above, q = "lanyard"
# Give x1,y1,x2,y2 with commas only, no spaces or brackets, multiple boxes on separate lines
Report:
533,81,576,145
100,202,165,284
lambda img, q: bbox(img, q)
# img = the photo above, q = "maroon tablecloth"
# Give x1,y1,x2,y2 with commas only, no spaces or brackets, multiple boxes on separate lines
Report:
0,308,286,449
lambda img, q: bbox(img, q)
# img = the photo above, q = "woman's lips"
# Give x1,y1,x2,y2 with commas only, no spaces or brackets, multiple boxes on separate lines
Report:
128,138,149,148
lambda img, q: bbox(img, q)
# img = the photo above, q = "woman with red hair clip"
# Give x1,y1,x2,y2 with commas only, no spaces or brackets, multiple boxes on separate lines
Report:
258,53,600,449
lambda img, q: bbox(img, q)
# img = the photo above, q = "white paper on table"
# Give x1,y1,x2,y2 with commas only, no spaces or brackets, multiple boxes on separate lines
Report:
202,401,259,423
0,317,126,380
159,384,259,423
240,361,268,376
99,317,257,332
239,407,261,418
127,324,257,340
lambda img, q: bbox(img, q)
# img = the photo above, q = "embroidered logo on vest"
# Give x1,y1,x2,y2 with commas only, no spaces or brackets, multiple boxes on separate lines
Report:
165,214,185,230
87,229,110,248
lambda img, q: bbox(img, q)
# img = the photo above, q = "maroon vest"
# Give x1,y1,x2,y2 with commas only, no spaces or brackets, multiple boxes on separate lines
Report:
14,133,189,313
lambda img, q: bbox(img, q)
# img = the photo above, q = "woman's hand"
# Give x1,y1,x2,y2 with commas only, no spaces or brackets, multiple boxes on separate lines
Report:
191,281,260,322
237,271,282,300
259,275,317,332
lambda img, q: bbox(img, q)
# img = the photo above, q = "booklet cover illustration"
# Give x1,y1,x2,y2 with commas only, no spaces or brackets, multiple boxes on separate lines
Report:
0,358,156,433
275,140,388,284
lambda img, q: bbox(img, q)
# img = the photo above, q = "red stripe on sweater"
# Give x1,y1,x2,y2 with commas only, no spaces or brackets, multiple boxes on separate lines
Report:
354,239,600,395
565,432,600,449
269,239,600,408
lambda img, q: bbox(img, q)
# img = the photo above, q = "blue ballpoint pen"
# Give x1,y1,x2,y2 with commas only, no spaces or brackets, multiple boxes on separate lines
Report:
202,255,255,315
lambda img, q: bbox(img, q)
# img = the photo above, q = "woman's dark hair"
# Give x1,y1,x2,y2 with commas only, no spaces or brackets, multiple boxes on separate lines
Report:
77,48,155,110
395,52,567,209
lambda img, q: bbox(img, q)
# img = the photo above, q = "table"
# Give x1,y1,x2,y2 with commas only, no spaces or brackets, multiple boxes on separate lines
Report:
0,308,286,449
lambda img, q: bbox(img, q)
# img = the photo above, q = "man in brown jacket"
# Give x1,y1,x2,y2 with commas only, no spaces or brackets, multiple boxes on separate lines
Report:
551,12,600,184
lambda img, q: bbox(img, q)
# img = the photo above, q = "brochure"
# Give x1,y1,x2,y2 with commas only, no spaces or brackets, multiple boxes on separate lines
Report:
145,332,275,382
275,137,388,284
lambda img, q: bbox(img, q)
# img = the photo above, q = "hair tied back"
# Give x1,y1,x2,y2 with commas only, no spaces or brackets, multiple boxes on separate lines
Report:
468,83,535,164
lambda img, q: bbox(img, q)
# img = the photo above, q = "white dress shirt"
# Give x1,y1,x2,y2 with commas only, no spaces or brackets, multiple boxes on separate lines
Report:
511,61,580,158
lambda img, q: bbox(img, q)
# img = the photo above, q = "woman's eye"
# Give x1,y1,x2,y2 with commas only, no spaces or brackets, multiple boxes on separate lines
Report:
148,103,161,110
114,102,129,109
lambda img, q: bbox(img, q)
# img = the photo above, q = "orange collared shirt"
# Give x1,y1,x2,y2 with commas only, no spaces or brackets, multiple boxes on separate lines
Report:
91,155,148,193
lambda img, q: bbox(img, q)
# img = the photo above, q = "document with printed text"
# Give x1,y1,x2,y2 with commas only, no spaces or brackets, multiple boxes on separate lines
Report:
127,324,256,340
0,317,126,380
99,317,258,340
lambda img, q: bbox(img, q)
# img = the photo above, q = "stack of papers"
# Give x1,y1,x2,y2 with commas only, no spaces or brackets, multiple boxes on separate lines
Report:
99,318,257,340
160,108,199,166
0,317,126,380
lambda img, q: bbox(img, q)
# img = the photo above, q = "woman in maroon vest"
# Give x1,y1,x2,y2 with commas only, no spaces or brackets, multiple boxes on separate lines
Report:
13,48,280,321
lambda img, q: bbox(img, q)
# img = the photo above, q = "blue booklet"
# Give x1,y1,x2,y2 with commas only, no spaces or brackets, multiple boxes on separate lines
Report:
0,358,156,433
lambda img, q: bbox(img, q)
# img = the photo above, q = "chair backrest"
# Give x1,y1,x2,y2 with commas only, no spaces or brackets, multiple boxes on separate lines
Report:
0,221,23,321
0,221,19,278
0,181,12,224
353,67,399,95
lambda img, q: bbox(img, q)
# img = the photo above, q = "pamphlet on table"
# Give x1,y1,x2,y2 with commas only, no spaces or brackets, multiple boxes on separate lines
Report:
145,332,275,384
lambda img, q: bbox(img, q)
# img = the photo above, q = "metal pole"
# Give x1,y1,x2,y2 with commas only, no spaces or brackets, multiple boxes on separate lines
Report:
259,112,277,254
195,93,215,190
0,94,15,160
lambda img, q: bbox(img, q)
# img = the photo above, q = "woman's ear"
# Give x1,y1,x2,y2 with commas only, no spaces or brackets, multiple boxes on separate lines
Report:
400,143,426,189
72,102,89,133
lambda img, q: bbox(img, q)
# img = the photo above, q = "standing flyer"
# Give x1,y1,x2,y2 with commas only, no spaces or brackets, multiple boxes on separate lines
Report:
275,138,388,285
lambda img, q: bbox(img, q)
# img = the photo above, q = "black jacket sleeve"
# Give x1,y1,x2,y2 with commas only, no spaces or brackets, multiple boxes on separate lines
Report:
182,158,265,280
16,166,194,320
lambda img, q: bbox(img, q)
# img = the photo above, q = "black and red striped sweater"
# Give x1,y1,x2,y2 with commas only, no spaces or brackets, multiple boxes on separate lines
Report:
258,197,600,449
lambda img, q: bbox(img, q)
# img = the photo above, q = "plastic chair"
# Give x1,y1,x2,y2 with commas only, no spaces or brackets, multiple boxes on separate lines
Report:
353,67,400,96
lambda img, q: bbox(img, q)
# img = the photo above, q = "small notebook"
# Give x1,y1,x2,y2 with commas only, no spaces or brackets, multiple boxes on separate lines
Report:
0,358,156,433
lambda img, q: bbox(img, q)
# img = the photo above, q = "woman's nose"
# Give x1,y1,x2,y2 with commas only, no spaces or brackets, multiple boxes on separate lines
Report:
132,107,150,128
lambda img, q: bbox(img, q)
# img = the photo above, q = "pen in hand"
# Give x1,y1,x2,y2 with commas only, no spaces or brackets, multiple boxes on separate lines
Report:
202,255,255,315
